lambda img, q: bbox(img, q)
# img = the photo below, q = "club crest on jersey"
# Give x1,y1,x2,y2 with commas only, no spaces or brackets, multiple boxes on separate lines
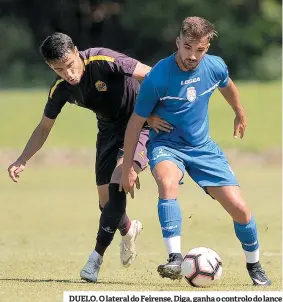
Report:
95,80,107,92
186,87,197,102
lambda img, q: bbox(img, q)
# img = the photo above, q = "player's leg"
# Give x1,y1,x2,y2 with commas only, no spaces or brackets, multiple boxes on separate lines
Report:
149,145,185,280
80,131,132,282
188,139,271,286
99,128,149,268
110,159,143,267
96,184,132,237
207,186,271,286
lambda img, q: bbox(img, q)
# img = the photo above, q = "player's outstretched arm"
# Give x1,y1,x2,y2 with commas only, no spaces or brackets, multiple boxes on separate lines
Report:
132,62,151,81
120,113,147,198
218,78,247,139
7,115,55,183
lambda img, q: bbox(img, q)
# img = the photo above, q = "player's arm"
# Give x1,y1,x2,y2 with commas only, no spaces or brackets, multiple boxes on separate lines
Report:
7,115,55,182
16,115,55,164
133,61,173,132
120,113,147,198
8,82,67,183
132,60,173,132
147,114,173,133
218,78,247,139
120,75,160,198
97,48,151,81
132,62,151,81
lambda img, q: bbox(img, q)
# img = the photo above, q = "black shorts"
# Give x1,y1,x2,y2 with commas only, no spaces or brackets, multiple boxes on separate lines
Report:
95,128,149,186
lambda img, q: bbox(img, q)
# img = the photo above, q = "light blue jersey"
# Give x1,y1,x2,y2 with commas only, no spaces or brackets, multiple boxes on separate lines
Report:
135,54,229,148
135,53,238,189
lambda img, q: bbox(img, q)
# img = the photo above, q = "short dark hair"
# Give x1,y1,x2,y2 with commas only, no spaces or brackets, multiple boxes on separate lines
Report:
40,32,75,62
181,17,217,41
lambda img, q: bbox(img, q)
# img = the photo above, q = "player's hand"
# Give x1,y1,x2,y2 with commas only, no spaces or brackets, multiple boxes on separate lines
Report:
119,166,140,199
8,159,26,183
234,113,247,139
147,114,173,133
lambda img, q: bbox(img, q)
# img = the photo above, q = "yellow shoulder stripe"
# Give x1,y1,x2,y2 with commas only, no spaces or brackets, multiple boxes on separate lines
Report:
49,79,64,98
84,55,115,65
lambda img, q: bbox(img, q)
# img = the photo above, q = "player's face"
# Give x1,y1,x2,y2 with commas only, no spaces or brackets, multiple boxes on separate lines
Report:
47,47,84,85
176,34,210,71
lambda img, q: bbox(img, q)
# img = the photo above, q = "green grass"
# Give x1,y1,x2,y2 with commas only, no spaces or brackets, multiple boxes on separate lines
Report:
0,83,281,301
0,81,281,151
210,81,282,151
0,164,281,301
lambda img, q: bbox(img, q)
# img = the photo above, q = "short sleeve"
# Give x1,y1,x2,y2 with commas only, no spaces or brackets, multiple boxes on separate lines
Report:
216,57,229,88
44,79,68,119
134,59,169,118
134,74,160,118
92,48,138,77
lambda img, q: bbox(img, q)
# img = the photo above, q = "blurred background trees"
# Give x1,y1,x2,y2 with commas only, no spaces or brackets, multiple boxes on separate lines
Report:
0,0,281,87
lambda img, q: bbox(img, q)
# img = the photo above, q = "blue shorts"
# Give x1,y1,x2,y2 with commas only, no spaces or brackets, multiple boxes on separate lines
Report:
147,140,238,189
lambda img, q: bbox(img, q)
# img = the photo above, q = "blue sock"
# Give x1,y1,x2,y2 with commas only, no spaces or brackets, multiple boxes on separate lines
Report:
158,198,182,239
234,216,259,252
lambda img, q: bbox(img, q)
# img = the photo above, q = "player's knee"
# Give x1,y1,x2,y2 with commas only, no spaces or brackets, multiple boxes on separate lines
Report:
97,184,109,204
99,200,108,209
99,203,104,212
110,166,122,184
231,203,251,224
156,176,179,197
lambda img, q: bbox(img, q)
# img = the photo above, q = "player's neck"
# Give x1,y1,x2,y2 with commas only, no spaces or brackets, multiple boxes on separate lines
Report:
175,53,185,71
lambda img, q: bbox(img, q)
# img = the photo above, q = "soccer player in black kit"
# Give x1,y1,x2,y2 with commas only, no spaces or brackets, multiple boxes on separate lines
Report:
7,33,172,282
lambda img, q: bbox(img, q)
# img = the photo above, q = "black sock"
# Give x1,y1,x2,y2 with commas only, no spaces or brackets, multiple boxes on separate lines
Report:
247,261,261,270
99,202,131,236
169,253,183,261
118,213,131,236
96,184,126,256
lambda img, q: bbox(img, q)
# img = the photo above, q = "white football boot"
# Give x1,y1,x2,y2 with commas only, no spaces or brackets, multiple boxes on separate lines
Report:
120,220,143,267
80,253,103,282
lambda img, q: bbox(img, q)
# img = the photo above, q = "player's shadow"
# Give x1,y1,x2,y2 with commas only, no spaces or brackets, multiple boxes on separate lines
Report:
0,278,188,287
0,278,86,284
0,278,139,285
101,280,188,288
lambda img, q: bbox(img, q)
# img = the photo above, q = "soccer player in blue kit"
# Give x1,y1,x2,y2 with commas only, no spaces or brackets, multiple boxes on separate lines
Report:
120,17,271,286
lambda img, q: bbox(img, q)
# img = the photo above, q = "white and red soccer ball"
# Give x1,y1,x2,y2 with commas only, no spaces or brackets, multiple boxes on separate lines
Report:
181,247,223,287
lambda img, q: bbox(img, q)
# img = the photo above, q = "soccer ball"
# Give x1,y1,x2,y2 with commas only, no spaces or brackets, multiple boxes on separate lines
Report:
181,247,222,287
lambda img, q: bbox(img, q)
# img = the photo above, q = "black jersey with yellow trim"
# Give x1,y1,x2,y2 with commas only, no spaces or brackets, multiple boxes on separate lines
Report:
44,48,140,125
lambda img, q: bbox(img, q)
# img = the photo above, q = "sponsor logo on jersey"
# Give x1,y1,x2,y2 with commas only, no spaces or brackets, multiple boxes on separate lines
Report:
186,87,197,102
95,80,107,92
181,77,200,86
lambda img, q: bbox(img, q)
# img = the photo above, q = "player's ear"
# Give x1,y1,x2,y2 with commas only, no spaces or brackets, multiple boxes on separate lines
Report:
205,43,211,53
176,37,180,49
74,46,79,56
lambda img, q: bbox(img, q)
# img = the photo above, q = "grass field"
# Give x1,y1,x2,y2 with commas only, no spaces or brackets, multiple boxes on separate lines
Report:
0,164,281,301
0,83,282,301
0,81,281,151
